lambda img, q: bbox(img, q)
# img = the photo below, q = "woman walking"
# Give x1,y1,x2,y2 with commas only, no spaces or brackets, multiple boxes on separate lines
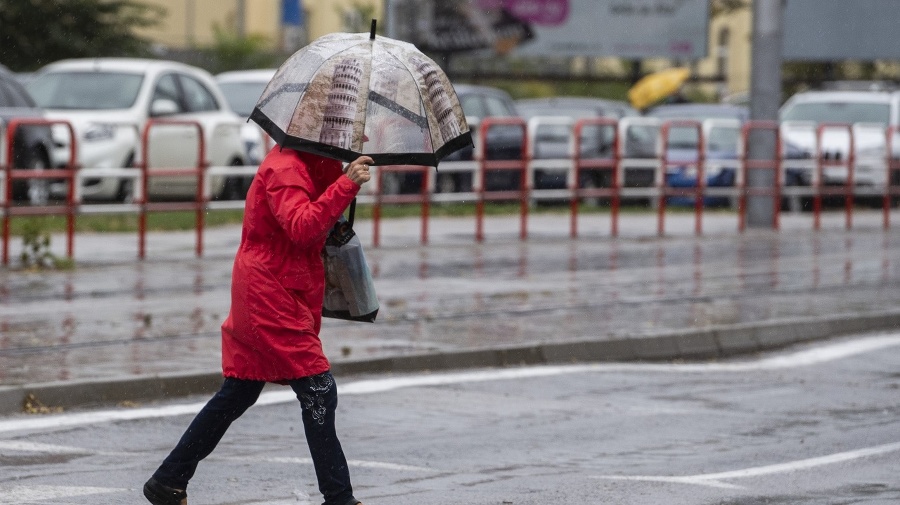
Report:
143,148,373,505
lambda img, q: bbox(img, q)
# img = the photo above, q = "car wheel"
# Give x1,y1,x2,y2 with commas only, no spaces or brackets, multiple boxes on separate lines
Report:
116,153,136,203
221,159,250,201
12,149,50,206
437,173,456,194
580,176,600,207
381,173,401,195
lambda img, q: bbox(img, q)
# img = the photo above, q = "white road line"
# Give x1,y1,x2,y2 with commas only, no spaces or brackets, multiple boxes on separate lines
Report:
225,455,436,473
594,441,900,489
0,485,123,503
0,440,90,454
0,332,898,434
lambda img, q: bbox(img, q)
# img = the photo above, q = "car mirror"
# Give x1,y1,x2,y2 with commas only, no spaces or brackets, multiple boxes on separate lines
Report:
151,98,180,116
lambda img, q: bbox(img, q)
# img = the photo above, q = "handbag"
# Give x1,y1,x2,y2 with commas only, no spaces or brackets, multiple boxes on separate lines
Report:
322,199,379,322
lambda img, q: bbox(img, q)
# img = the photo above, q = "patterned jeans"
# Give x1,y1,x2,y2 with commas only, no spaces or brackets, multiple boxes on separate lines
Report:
152,372,354,505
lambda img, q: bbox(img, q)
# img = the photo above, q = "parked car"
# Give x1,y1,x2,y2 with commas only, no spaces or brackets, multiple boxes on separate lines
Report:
382,84,523,195
779,91,899,209
0,64,57,204
646,103,749,207
27,58,248,201
215,69,275,166
516,96,639,191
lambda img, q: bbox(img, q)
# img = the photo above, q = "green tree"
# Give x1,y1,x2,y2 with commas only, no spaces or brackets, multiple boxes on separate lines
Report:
199,25,279,74
0,0,164,71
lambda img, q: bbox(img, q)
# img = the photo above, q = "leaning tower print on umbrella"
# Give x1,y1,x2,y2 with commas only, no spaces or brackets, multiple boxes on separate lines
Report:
250,20,472,167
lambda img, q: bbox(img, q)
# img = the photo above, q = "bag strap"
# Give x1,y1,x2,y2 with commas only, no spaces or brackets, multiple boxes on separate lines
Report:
347,198,356,228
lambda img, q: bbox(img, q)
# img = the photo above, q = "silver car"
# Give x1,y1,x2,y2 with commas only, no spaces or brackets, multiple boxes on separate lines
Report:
780,90,900,193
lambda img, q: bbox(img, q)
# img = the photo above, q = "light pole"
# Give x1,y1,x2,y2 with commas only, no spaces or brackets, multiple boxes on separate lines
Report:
747,0,784,228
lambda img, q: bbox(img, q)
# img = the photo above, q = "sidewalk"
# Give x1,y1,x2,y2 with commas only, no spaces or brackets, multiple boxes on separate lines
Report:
1,208,899,414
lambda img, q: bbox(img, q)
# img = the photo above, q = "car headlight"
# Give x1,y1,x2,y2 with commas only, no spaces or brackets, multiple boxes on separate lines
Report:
82,123,117,142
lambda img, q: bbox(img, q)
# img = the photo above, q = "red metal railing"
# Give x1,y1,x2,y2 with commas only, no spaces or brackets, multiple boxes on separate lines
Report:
570,118,619,238
3,117,898,264
657,120,705,236
814,123,855,231
885,126,900,229
137,119,206,259
2,119,78,266
371,164,431,247
475,117,529,242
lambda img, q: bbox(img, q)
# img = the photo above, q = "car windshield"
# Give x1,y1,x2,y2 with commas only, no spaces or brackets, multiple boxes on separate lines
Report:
28,71,144,110
780,101,891,125
218,81,267,117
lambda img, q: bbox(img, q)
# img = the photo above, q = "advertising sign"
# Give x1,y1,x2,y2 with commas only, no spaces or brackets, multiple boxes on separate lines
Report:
784,0,900,61
392,0,709,59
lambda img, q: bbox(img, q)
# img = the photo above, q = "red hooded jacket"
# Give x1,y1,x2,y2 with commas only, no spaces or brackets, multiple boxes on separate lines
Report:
221,148,360,381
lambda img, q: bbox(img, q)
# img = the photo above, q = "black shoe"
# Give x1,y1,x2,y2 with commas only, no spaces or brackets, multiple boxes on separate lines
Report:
143,477,187,505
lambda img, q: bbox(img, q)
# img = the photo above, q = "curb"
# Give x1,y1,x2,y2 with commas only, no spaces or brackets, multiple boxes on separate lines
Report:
2,309,899,415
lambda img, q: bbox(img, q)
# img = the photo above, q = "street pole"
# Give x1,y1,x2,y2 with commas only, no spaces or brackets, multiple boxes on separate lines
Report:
236,0,246,38
385,0,396,39
747,0,784,228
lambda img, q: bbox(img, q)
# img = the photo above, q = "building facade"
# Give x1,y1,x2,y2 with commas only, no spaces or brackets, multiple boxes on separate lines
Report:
136,0,382,52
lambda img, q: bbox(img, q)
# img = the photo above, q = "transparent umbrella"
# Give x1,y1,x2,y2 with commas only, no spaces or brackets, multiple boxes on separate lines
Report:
250,20,472,167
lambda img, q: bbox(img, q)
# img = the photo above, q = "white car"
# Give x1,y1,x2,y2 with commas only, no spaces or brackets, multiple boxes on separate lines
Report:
215,68,275,166
779,90,900,194
27,58,249,201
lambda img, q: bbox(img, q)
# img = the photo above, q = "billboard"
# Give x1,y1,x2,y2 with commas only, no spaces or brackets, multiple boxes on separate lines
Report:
784,0,900,61
392,0,710,60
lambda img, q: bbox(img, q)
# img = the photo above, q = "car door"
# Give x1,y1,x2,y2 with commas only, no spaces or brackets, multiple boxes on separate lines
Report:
145,72,202,198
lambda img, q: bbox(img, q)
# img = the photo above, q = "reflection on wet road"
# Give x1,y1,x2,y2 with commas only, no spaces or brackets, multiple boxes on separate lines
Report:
0,217,898,384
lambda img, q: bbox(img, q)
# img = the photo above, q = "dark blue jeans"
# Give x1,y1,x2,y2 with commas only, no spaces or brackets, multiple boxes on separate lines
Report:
152,372,355,505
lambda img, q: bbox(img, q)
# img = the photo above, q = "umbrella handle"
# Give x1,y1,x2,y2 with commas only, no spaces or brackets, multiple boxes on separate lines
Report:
370,19,376,40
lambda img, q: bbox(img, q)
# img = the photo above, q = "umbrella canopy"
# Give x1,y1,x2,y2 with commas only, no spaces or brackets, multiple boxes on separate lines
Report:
628,67,691,111
250,21,472,167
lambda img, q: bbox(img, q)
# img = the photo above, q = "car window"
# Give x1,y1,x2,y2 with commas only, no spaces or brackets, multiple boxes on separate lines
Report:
780,101,891,125
152,74,182,112
218,81,267,116
0,80,14,107
460,94,485,117
0,77,35,108
484,95,513,116
179,75,219,112
28,71,143,109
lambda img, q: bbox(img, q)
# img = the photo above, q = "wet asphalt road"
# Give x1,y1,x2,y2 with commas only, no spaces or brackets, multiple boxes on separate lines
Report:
1,211,899,385
0,333,898,504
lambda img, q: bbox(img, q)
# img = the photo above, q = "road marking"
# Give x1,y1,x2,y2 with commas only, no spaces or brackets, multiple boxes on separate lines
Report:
0,485,123,503
594,441,900,489
226,455,436,473
0,440,90,454
0,332,898,434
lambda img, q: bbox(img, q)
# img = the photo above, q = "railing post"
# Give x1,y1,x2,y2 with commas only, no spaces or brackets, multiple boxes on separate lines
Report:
886,126,900,229
814,123,854,231
475,117,528,242
570,118,619,239
139,118,206,259
2,119,78,266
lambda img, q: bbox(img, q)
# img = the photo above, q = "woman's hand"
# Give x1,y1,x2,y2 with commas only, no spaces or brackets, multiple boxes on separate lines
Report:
345,156,374,186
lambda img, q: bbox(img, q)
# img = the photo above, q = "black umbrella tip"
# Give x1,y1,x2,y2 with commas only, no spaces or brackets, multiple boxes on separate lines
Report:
370,19,376,40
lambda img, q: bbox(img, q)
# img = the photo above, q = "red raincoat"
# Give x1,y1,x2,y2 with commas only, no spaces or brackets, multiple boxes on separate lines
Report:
221,148,360,381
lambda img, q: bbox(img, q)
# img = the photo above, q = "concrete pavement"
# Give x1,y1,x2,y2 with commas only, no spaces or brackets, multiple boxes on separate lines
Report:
1,208,899,414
